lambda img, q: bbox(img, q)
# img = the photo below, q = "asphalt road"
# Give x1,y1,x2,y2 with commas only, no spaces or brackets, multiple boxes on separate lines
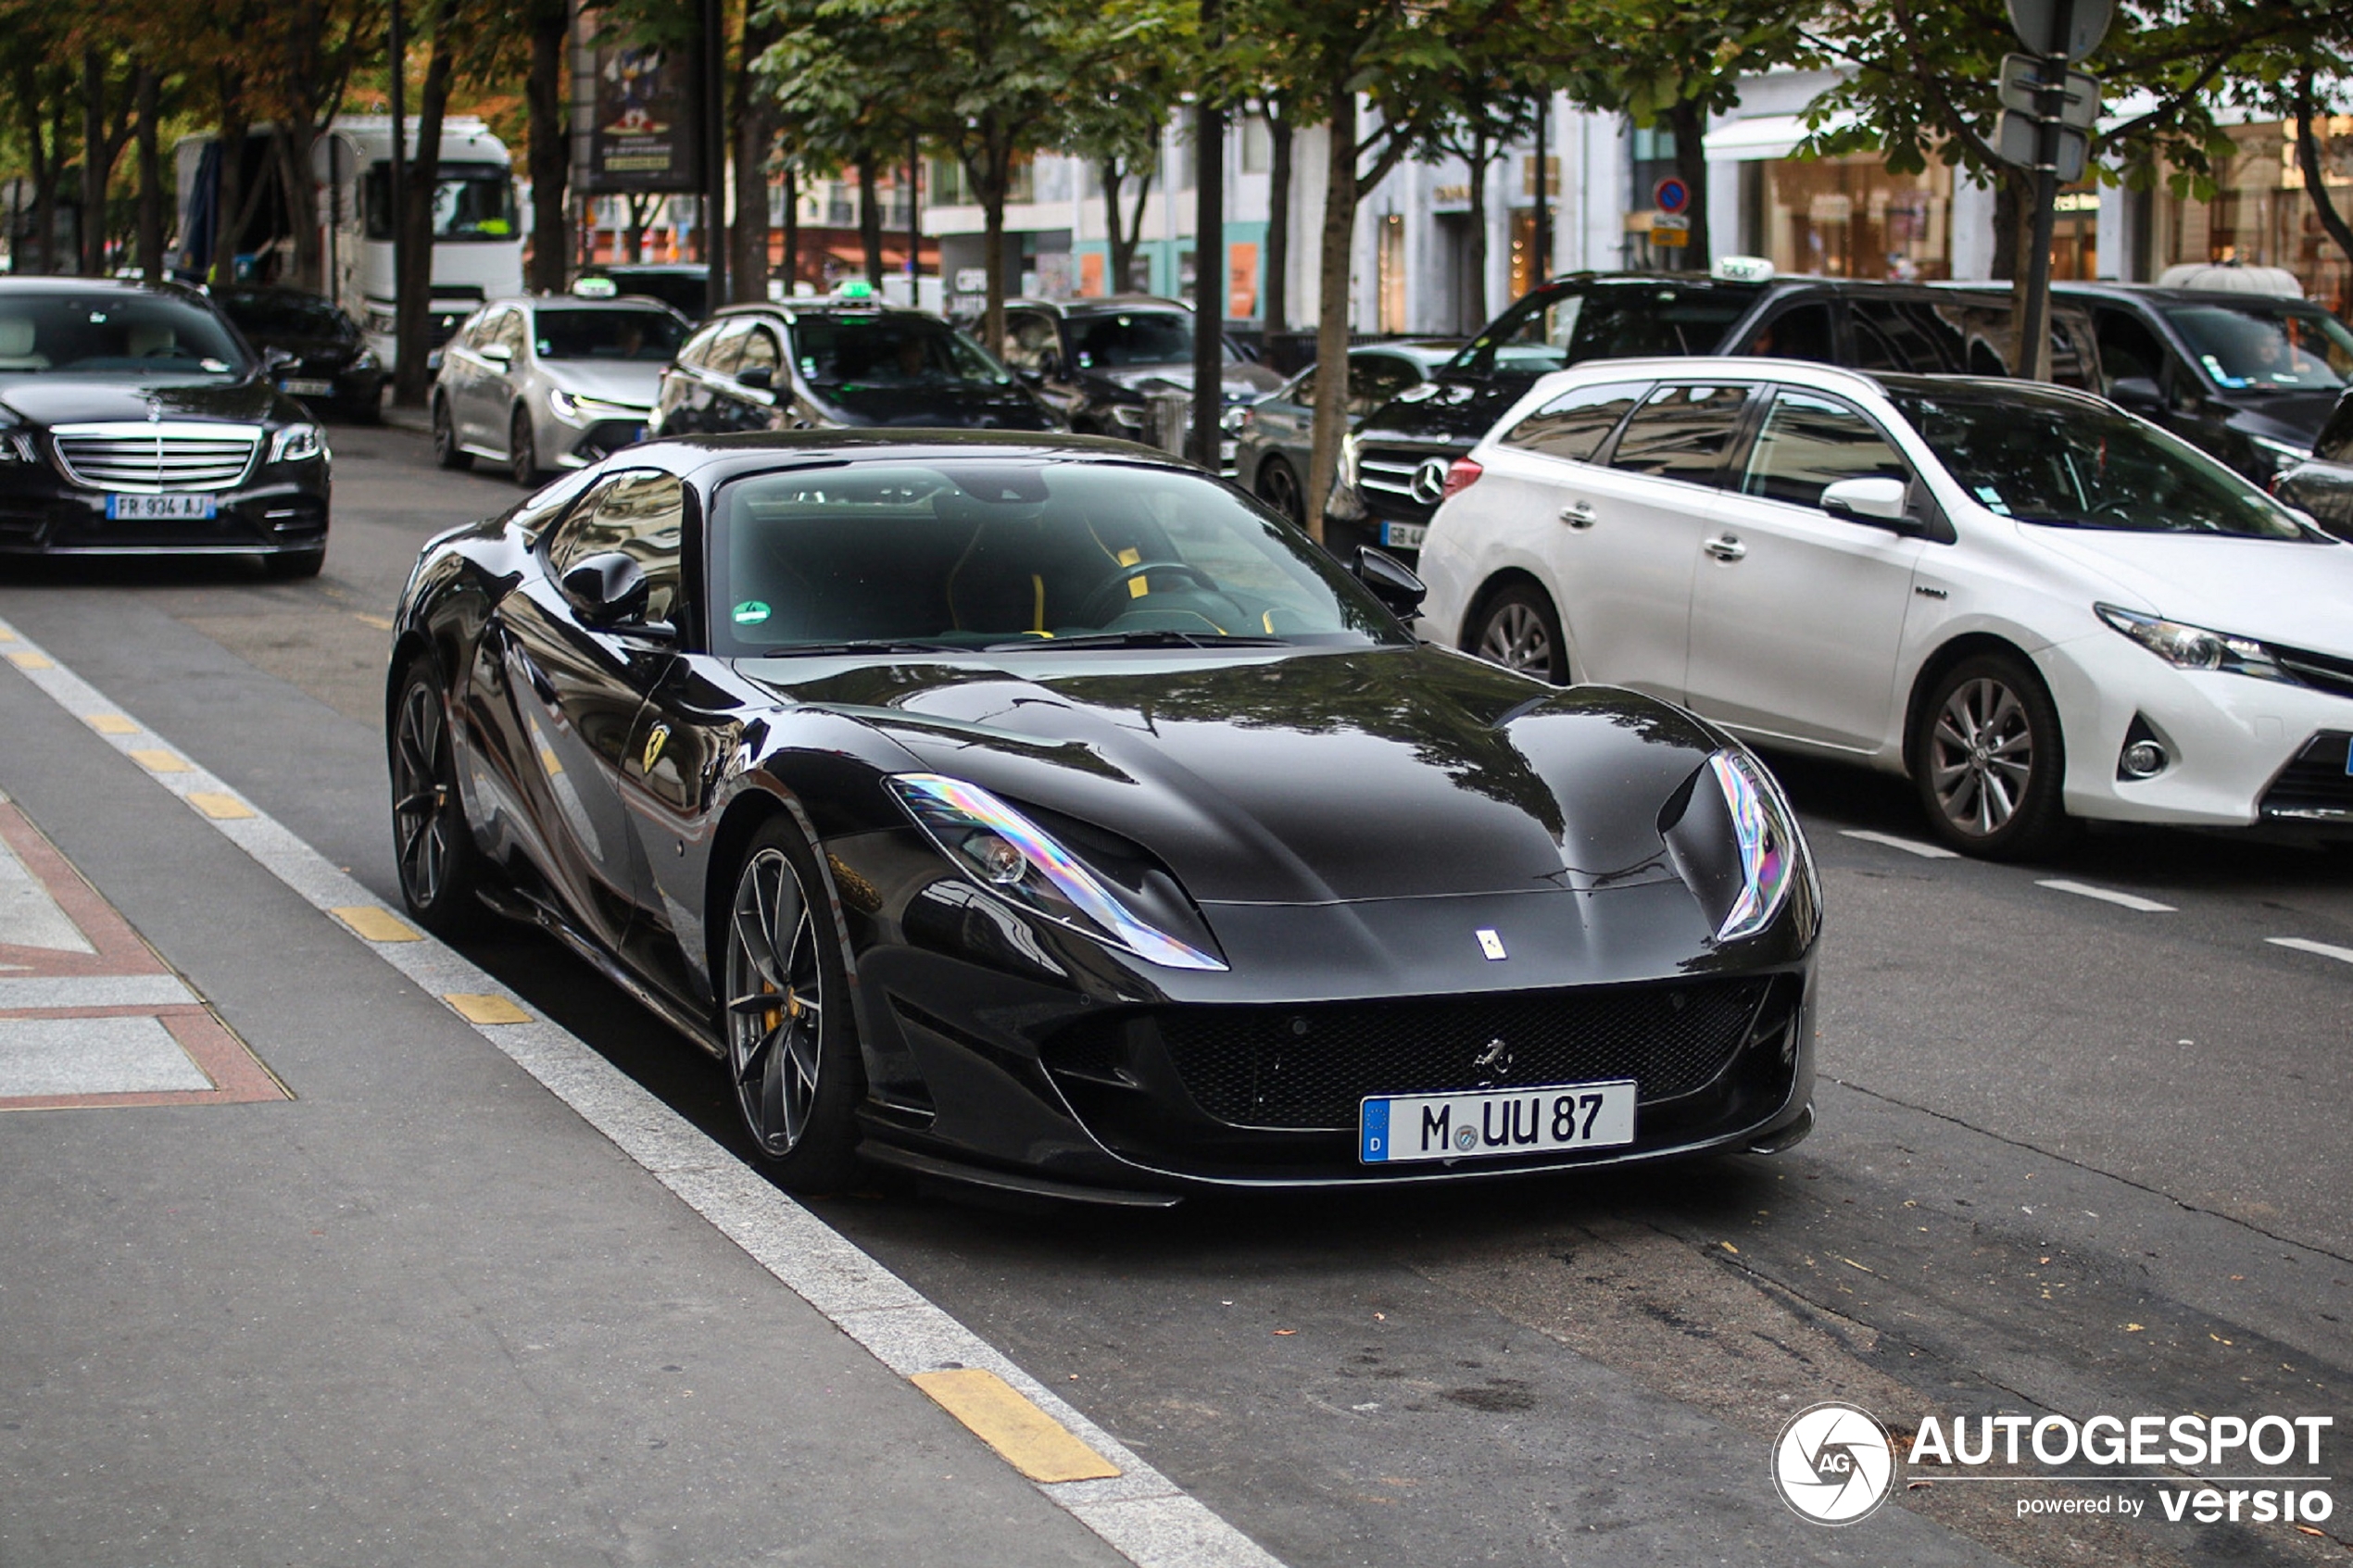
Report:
3,420,2347,1568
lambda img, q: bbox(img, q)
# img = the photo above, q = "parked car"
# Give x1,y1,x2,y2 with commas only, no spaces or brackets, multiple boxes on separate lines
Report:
431,295,688,486
1233,340,1460,522
2273,386,2353,540
0,277,330,575
1416,358,2353,859
212,284,384,422
384,429,1818,1198
651,298,1058,437
975,295,1284,450
2057,281,2353,485
1334,270,2102,558
572,263,713,320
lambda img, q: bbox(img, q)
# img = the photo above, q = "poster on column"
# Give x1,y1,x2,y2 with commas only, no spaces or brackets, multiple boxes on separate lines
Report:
1228,243,1259,320
585,38,700,193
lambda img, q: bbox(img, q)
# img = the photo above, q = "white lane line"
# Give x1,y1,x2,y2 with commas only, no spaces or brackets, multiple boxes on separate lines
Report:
2036,879,2176,913
1839,828,1958,859
0,613,1281,1568
2269,936,2353,966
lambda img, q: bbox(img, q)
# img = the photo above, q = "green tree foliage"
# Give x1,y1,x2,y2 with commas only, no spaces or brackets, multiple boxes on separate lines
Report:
1060,2,1190,295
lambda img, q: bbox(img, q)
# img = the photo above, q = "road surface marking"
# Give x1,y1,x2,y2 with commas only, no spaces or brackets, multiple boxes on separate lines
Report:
2036,879,2175,913
355,612,395,631
128,747,189,773
186,792,257,821
83,713,138,735
2268,937,2353,965
6,652,52,671
912,1369,1124,1484
332,905,422,943
444,991,532,1024
1839,828,1958,859
0,612,1281,1568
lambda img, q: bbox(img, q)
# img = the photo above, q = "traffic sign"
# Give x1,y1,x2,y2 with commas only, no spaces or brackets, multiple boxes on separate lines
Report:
1653,177,1691,216
2004,0,2113,59
1998,54,2100,127
1996,109,2088,182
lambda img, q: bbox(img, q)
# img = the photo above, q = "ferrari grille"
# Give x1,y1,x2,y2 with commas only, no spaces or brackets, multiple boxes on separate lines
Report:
52,422,262,493
1149,978,1772,1130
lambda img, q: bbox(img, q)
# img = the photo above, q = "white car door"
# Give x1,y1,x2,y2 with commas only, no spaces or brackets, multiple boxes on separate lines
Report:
1683,385,1926,751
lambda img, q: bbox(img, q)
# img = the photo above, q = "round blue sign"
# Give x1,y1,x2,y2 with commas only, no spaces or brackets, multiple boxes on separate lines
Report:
1654,177,1692,215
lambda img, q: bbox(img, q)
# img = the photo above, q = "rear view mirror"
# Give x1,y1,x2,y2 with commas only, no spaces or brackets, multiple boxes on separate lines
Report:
1354,546,1427,620
1819,476,1911,526
735,363,774,392
561,551,656,628
479,343,513,365
2108,375,2163,413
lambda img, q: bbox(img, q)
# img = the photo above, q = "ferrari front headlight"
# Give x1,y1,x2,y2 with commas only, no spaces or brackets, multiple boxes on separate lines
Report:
888,773,1227,971
1661,748,1806,945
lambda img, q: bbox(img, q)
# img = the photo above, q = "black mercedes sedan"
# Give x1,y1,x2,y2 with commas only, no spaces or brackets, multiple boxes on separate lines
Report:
214,284,385,423
0,279,331,574
385,433,1818,1200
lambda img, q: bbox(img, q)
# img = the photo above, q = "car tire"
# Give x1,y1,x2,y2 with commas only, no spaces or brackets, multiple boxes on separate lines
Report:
263,547,325,580
432,397,471,470
1256,455,1304,523
1911,651,2073,859
720,818,865,1193
510,408,540,488
389,660,490,937
1468,583,1570,685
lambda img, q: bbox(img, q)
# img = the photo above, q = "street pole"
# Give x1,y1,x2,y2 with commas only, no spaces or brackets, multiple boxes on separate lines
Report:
906,134,920,302
1532,95,1549,282
1189,0,1224,471
2018,0,2075,383
388,0,406,355
701,0,727,313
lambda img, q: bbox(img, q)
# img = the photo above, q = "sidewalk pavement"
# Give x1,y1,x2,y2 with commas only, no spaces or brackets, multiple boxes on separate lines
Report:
0,642,1144,1566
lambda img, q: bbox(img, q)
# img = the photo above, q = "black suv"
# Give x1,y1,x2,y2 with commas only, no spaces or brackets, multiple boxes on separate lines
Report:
2274,386,2353,539
1333,271,2101,558
650,298,1058,437
2056,281,2353,485
978,295,1285,444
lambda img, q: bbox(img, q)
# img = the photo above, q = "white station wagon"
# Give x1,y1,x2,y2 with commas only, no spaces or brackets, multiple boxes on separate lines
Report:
1416,358,2353,858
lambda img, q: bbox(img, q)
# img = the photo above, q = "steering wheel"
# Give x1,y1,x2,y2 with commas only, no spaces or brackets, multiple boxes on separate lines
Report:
1076,559,1227,626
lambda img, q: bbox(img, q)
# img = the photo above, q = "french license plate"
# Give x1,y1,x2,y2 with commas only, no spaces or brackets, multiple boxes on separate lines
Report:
279,378,335,396
1381,520,1428,550
1360,1079,1635,1164
106,494,218,521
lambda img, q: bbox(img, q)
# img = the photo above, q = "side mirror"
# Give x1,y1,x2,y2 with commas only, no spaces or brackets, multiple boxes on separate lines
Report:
561,551,655,628
479,342,513,365
2108,374,2162,413
1819,475,1912,526
1354,546,1427,620
1033,348,1063,382
259,345,298,373
735,363,774,392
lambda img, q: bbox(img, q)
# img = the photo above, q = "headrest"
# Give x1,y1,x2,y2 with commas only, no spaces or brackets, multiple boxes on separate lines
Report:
0,317,33,355
125,323,175,358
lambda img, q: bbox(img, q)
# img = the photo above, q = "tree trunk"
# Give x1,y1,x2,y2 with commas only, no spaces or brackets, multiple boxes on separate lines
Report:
1264,109,1290,335
1304,81,1357,546
1992,171,2029,282
1463,134,1489,334
210,75,248,285
2296,73,2353,270
1665,98,1709,270
134,68,162,281
1100,158,1127,289
525,0,569,293
856,156,884,287
393,11,456,407
975,129,1009,356
731,12,777,303
624,194,650,263
780,163,799,293
80,50,106,274
275,124,326,292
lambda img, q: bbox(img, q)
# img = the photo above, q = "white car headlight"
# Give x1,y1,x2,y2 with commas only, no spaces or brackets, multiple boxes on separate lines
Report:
888,772,1227,971
269,423,325,463
1661,749,1806,945
2095,604,2294,683
548,387,648,423
1106,403,1147,431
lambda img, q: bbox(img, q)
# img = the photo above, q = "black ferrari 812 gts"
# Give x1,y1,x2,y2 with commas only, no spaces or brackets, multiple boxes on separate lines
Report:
386,432,1818,1201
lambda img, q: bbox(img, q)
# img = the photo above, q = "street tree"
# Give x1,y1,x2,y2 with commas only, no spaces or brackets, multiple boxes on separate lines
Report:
1419,80,1544,332
1062,5,1190,295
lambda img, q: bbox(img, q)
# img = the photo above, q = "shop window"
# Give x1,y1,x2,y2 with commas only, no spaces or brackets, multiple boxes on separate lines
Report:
1764,155,1950,281
1377,214,1407,334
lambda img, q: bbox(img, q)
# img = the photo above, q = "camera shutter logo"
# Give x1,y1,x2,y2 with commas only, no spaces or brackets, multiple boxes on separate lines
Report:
1773,1401,1897,1524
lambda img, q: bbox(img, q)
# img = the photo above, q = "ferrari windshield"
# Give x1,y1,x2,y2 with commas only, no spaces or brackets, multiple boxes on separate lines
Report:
1892,391,2322,540
711,458,1407,655
0,292,247,376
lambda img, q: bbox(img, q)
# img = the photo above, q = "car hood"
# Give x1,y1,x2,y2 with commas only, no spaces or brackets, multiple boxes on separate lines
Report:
245,330,359,361
2026,526,2353,658
1357,374,1538,447
1087,362,1285,402
745,645,1723,904
0,374,286,427
537,360,663,408
812,382,1058,430
2217,391,2340,447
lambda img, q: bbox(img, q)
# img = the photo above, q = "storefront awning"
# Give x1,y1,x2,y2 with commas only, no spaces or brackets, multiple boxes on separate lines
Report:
1703,112,1857,162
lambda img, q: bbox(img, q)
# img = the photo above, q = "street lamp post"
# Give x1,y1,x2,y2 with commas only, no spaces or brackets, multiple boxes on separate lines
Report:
702,0,727,312
1189,0,1224,472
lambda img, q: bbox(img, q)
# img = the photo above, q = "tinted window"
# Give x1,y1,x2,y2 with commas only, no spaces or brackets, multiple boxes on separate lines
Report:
1892,391,2320,540
2317,393,2353,466
534,308,686,362
1608,383,1754,484
1068,310,1201,369
1740,390,1909,509
219,291,353,339
675,320,729,370
737,325,783,375
702,320,753,376
709,459,1403,655
1000,310,1059,371
0,291,247,375
2164,304,2353,393
547,470,686,621
1454,282,1763,376
1742,302,1834,362
1349,356,1420,416
1849,299,1967,373
788,316,1010,389
1501,380,1648,463
2095,307,2168,387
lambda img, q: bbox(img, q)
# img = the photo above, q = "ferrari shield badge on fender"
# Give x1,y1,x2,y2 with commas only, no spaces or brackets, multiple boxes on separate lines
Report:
641,723,669,773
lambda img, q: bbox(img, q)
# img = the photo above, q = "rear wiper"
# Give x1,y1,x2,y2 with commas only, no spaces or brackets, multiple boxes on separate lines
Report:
755,639,975,657
985,631,1290,650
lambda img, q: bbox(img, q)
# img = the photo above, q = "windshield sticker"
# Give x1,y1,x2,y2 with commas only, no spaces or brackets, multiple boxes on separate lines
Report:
731,600,772,626
2199,353,2247,388
1973,485,2012,515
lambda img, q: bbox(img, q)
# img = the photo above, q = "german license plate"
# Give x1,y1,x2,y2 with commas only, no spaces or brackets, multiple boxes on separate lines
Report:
106,494,218,521
1381,520,1428,550
279,378,335,396
1360,1079,1635,1164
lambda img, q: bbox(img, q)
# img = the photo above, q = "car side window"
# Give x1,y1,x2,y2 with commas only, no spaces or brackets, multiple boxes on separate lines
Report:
737,324,782,379
1500,380,1649,463
2316,395,2353,466
1850,300,1966,373
1606,383,1754,485
675,320,727,370
1740,390,1911,511
497,311,529,358
545,470,686,623
1001,311,1058,372
2095,307,2167,390
1348,356,1419,418
1741,301,1835,363
1286,369,1316,407
703,319,753,377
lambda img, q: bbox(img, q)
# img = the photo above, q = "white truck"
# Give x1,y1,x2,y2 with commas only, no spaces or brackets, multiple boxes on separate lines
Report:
173,115,525,369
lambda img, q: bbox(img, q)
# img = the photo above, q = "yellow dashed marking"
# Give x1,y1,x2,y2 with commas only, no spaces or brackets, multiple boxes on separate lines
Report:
910,1368,1121,1484
445,992,532,1025
187,792,257,820
355,612,395,631
7,651,54,670
0,626,14,640
332,906,422,943
129,747,190,772
85,713,139,734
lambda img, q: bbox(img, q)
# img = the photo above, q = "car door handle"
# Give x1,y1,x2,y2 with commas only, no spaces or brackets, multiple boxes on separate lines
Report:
1703,533,1746,561
1560,501,1596,529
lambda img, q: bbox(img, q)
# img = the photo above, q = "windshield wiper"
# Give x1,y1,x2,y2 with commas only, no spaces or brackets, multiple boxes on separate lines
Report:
984,631,1290,651
755,638,976,657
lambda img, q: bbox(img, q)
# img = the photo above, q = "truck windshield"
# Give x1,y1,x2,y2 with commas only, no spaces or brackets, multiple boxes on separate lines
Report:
1452,281,1765,377
363,162,518,243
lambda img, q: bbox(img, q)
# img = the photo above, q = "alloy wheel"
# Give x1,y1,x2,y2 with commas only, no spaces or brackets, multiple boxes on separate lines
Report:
1928,676,2034,836
392,679,456,909
1478,600,1553,676
724,847,825,1158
